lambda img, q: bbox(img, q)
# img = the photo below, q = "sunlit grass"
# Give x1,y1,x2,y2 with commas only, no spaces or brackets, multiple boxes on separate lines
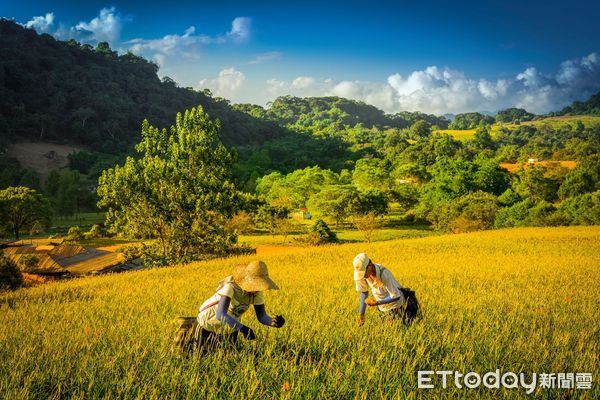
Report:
1,226,598,398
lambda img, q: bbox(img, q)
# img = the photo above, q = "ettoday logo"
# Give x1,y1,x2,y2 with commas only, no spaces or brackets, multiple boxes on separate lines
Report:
418,370,593,393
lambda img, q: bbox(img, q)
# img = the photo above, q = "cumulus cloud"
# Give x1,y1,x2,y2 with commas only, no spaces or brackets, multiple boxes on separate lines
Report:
74,7,123,43
197,67,246,98
248,51,282,65
226,17,251,43
126,17,252,66
265,53,600,114
25,13,55,33
21,7,125,44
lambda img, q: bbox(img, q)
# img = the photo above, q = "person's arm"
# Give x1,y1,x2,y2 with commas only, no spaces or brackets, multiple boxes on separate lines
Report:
371,295,402,306
359,291,368,314
215,295,244,330
254,304,273,326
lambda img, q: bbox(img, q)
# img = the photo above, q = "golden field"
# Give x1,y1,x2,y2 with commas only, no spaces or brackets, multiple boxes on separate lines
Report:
1,226,599,399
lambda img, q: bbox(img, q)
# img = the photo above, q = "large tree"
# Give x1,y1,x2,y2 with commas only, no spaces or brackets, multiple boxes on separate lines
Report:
97,106,240,266
0,186,51,239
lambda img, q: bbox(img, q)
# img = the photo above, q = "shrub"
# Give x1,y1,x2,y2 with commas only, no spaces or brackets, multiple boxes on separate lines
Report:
0,254,23,291
494,200,535,228
433,191,499,232
307,219,338,245
18,254,39,272
67,226,84,241
86,224,104,239
229,211,255,235
558,191,600,225
351,213,382,242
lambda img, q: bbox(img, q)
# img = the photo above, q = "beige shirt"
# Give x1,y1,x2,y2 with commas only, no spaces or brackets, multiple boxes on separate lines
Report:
355,264,404,312
197,276,265,332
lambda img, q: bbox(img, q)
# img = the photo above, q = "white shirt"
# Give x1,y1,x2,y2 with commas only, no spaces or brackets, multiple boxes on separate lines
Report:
197,276,265,332
355,264,404,312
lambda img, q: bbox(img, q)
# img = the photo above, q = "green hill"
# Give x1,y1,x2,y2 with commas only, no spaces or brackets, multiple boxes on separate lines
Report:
0,19,286,153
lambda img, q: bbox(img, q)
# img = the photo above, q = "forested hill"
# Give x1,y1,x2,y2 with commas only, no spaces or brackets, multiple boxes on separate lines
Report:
234,97,449,130
553,92,600,116
0,19,285,153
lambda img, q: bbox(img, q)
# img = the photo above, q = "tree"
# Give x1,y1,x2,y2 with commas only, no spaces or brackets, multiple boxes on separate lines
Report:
307,185,358,227
0,187,51,239
513,166,559,203
557,168,595,200
97,106,240,266
307,219,337,245
351,212,381,243
0,255,23,291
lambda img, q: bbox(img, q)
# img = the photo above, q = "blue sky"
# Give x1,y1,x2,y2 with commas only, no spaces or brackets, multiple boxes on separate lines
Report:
2,0,600,114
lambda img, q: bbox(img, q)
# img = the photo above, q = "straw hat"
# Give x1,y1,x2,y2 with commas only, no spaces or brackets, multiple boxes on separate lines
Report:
233,260,279,292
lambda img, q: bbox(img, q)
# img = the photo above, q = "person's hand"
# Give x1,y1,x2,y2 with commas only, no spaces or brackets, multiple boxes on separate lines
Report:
365,298,378,307
240,326,256,340
271,315,286,328
357,314,365,327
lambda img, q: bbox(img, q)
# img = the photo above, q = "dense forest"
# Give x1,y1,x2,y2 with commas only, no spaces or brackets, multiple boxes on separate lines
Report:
1,17,599,234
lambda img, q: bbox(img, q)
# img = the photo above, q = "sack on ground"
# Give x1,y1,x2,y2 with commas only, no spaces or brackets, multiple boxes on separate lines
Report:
172,316,198,354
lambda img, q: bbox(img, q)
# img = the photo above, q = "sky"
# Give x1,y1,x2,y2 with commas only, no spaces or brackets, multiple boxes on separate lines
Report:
2,0,600,115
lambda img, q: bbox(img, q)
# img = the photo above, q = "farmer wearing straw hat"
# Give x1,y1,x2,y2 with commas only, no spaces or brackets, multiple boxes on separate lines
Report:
354,253,409,326
195,260,285,348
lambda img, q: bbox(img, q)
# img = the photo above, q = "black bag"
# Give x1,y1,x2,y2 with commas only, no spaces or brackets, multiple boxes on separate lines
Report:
399,287,422,325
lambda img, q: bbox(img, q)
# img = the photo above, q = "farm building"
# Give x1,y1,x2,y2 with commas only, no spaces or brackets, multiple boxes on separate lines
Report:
293,208,312,220
2,238,140,277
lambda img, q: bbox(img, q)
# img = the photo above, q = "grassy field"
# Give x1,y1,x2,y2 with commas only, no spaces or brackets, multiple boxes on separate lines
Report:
1,226,599,398
436,115,600,142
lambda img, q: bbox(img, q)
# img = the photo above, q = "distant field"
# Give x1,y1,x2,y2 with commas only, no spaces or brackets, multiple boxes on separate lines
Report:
436,115,600,142
51,212,106,228
500,160,577,173
434,129,478,141
1,226,598,398
506,115,600,129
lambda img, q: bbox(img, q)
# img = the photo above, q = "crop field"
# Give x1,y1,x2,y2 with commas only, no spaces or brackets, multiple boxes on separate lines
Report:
1,226,599,398
436,115,600,142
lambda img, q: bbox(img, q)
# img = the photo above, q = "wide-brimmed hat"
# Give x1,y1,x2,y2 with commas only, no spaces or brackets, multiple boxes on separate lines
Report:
233,260,279,292
353,253,370,280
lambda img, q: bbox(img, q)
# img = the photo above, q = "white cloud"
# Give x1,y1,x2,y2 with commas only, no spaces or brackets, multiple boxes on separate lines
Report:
264,53,600,114
126,17,252,66
291,76,316,90
248,51,282,64
25,13,54,33
226,17,251,42
74,7,123,43
197,67,246,98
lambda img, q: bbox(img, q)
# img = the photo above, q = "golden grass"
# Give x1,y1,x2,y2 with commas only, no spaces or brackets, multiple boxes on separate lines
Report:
1,226,599,398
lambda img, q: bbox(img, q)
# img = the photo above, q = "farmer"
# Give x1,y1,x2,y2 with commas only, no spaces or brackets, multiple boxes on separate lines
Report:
195,260,285,349
354,253,413,326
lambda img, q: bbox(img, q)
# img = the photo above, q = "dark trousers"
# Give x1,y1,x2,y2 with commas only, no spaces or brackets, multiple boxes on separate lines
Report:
195,328,239,352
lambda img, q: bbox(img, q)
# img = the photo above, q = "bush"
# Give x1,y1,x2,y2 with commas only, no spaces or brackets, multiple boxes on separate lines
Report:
118,244,143,262
67,226,84,241
307,219,338,245
433,191,499,232
351,213,382,242
229,211,255,235
494,200,534,228
0,254,23,291
18,254,39,272
558,191,600,225
86,224,104,239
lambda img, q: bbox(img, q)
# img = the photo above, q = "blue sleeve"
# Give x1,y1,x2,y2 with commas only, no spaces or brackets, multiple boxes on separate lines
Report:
376,295,402,305
359,291,368,314
254,304,273,326
215,296,244,331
